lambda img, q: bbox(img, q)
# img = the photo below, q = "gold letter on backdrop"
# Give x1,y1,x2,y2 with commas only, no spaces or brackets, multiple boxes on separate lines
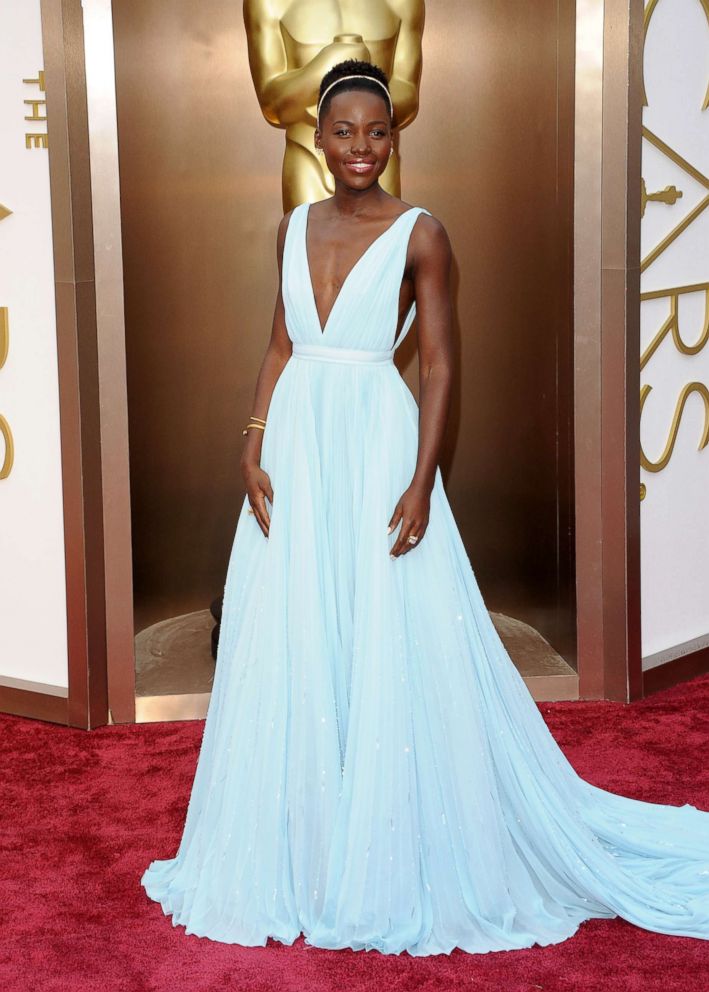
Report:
0,307,12,479
243,0,424,211
639,0,709,494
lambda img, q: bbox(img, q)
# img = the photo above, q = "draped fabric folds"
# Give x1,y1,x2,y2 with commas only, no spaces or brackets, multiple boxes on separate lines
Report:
141,202,709,955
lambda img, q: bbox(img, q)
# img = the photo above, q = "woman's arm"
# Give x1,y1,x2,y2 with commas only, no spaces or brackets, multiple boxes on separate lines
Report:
239,210,295,538
388,214,454,557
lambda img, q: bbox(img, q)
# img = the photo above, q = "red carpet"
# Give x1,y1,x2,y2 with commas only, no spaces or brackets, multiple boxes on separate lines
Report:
2,675,708,992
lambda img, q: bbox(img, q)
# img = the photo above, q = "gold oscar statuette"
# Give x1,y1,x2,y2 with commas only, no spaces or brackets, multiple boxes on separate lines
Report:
243,0,424,210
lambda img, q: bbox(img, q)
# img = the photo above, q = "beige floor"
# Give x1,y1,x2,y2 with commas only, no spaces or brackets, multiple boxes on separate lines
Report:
133,609,577,723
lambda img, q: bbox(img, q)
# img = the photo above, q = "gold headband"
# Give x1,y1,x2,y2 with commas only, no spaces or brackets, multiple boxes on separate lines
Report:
316,74,393,125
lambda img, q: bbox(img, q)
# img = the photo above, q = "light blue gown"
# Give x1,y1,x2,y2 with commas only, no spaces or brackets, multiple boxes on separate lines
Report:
141,202,709,955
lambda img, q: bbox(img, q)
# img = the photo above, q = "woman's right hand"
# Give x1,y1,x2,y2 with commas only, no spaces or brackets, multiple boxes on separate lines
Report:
241,459,274,539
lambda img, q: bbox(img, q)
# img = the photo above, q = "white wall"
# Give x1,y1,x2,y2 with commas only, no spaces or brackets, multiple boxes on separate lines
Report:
640,0,709,667
0,0,68,692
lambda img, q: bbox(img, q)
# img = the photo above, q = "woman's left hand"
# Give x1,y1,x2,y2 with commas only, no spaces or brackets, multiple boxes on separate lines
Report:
387,481,431,558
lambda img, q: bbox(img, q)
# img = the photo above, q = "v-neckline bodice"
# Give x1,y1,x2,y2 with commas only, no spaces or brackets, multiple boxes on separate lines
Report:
303,202,419,337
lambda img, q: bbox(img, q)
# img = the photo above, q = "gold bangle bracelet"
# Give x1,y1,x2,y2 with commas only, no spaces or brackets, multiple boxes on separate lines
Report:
242,422,266,436
250,416,266,424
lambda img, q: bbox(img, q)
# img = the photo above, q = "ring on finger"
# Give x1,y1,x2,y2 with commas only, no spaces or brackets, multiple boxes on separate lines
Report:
407,534,419,544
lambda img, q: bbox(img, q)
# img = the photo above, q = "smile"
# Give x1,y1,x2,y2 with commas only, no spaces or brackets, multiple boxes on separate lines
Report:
344,161,376,174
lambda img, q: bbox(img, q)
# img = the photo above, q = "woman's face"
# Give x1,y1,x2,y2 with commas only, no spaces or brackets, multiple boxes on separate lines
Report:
315,89,392,188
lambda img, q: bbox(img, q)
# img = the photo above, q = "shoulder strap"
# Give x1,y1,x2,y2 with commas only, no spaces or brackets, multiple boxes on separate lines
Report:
393,207,432,351
283,201,307,280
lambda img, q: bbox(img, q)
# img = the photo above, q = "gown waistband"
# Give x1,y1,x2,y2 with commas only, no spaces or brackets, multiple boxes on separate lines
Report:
291,342,395,365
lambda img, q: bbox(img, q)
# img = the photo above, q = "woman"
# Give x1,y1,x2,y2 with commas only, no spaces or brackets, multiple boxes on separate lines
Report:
141,59,709,956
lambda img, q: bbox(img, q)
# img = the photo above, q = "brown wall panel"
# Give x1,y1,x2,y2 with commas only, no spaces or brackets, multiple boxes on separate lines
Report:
400,1,577,662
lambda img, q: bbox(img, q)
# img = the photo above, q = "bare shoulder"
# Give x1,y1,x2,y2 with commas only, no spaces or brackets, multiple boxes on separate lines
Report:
277,205,299,241
410,209,452,268
276,204,301,248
